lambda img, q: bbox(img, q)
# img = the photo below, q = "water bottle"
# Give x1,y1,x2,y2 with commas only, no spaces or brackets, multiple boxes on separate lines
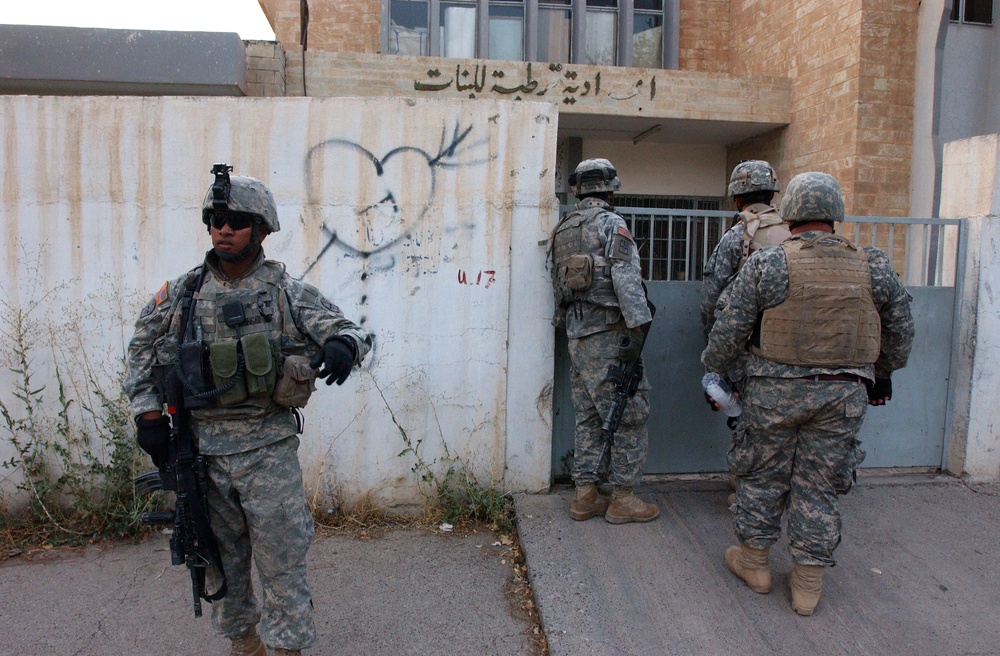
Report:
702,372,742,418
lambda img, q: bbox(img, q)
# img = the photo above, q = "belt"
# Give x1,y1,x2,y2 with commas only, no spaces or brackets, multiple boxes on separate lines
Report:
799,373,864,383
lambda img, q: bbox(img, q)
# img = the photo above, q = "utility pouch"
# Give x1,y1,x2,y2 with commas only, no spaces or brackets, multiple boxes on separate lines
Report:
563,254,594,291
209,340,248,407
241,333,276,399
272,355,318,408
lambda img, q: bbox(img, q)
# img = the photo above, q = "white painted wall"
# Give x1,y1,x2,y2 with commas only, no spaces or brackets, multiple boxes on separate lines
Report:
941,134,1000,482
0,95,558,507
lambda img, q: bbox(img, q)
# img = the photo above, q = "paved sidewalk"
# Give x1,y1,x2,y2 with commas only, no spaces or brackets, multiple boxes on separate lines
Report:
515,474,1000,656
2,474,997,656
0,529,534,656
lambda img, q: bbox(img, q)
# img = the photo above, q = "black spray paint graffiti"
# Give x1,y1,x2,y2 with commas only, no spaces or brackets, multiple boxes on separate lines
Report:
302,122,490,276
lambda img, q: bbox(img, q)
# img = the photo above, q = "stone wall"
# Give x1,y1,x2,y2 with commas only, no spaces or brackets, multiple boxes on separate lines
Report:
245,40,287,97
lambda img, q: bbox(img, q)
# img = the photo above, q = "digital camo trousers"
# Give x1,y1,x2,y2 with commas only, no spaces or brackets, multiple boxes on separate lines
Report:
568,330,650,489
205,436,316,650
729,376,868,567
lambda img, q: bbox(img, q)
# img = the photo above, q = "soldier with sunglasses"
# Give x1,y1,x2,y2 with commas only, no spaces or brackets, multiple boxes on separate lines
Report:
125,165,371,656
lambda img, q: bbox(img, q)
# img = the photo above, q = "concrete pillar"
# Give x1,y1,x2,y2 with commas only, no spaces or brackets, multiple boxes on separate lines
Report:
941,134,1000,482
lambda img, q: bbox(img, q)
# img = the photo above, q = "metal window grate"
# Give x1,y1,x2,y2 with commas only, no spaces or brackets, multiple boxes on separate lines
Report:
559,206,964,287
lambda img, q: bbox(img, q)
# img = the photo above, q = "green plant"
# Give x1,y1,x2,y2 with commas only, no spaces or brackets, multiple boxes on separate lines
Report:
371,373,515,531
0,273,160,556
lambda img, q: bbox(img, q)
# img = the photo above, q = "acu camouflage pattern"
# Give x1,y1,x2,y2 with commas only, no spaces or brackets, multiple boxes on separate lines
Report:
779,172,845,223
567,330,650,488
571,158,622,196
202,174,281,233
125,249,370,652
727,160,780,197
205,436,316,650
700,203,788,341
703,219,913,567
728,377,868,566
550,197,652,338
125,249,371,456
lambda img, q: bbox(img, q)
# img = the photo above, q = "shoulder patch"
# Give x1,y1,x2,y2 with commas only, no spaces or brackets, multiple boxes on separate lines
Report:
155,282,170,306
139,298,156,318
319,296,340,313
617,225,634,242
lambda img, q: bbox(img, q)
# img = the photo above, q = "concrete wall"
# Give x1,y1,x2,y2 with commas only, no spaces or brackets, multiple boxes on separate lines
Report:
941,134,1000,483
582,140,726,197
0,95,558,507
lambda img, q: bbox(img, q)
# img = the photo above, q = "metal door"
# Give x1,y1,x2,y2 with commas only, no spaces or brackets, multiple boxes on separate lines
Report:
551,213,962,479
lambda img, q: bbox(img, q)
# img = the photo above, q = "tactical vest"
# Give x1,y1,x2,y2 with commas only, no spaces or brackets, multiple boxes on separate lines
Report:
751,234,881,367
737,204,791,269
552,206,619,309
188,261,304,410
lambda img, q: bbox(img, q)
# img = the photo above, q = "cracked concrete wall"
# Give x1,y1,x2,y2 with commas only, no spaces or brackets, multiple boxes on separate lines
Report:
0,95,558,507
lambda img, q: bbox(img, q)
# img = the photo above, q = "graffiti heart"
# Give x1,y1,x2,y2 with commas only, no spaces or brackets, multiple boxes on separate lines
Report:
302,123,488,274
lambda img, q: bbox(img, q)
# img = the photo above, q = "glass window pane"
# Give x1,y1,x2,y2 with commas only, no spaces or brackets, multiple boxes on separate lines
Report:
587,0,617,7
538,7,571,63
585,10,617,65
440,3,477,59
490,5,524,60
633,12,662,68
950,1,960,21
634,0,662,9
965,0,993,24
389,0,429,56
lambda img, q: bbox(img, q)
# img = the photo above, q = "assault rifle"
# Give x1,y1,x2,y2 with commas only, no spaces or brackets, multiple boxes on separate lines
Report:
133,362,227,618
592,301,656,476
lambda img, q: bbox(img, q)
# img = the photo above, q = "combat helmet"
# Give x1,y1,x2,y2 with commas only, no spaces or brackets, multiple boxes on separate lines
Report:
570,158,622,196
201,164,281,233
728,160,780,197
779,172,845,224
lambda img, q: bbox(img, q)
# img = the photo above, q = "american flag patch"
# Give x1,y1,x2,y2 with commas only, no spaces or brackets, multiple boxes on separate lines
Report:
155,282,169,306
617,225,633,241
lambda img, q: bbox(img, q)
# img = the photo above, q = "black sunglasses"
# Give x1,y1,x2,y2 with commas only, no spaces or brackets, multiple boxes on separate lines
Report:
210,212,256,231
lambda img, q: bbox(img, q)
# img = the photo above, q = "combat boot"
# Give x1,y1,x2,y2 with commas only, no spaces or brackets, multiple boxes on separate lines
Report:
229,629,266,656
789,563,825,616
604,488,659,524
724,543,771,593
569,484,611,521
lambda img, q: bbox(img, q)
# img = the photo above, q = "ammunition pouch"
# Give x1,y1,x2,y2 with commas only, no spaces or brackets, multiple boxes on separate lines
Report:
209,334,277,407
562,254,594,292
272,355,319,408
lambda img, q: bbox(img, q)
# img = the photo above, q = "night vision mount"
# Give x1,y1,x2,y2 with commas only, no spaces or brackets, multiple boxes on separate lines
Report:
211,163,233,212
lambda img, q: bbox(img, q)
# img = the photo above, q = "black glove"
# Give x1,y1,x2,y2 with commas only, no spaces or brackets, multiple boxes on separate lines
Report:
867,377,892,406
310,336,356,386
136,415,170,469
704,391,720,411
619,330,643,364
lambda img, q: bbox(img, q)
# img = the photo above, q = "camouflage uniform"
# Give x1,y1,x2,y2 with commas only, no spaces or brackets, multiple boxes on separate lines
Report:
701,161,788,384
552,196,653,487
126,173,370,651
702,173,914,567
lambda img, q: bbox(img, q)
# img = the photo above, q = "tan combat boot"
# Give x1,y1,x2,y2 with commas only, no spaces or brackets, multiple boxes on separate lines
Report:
569,484,611,521
789,563,825,616
604,488,660,524
724,543,772,593
229,629,266,656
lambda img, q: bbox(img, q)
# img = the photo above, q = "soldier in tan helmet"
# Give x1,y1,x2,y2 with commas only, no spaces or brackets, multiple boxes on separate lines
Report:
702,172,914,616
